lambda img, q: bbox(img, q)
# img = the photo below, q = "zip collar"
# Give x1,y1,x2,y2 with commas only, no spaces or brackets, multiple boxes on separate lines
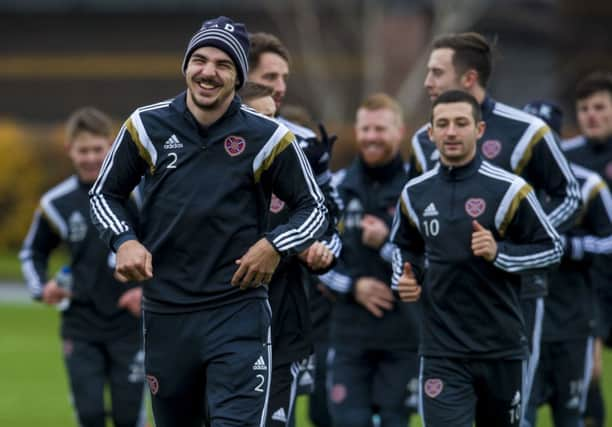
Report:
438,153,482,181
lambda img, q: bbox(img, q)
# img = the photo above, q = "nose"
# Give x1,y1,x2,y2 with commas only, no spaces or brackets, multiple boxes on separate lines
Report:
199,61,217,77
274,77,286,97
446,123,458,136
424,72,433,89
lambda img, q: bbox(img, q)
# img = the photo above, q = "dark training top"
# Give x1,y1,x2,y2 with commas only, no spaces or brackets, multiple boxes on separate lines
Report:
322,155,421,350
90,93,328,313
562,135,612,189
543,164,612,341
562,135,612,298
410,97,580,298
20,176,141,341
266,117,342,364
391,155,562,360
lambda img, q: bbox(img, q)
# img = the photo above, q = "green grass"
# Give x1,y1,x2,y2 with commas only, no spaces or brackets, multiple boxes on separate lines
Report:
0,303,609,426
0,249,69,281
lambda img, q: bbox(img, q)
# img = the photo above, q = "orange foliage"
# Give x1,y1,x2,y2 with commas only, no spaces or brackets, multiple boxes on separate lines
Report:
0,119,71,250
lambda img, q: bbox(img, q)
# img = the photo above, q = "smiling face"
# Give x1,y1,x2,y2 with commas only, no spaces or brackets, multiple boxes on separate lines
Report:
248,52,289,111
68,131,111,183
355,107,404,167
429,101,485,167
185,46,237,113
577,90,612,141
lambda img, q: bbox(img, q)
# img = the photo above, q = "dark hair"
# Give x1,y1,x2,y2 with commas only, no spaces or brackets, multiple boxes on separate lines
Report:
431,90,482,123
239,81,274,103
433,32,493,88
575,71,612,101
65,107,113,143
279,104,315,130
248,32,291,71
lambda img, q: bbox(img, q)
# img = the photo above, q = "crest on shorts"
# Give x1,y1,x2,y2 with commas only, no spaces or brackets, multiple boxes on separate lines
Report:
146,374,159,395
424,378,444,398
63,339,73,357
465,198,486,218
269,194,286,214
481,139,502,159
330,384,347,403
224,135,246,157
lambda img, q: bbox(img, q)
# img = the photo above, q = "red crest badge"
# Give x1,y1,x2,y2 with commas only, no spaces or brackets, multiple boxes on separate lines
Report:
330,384,347,403
424,378,444,398
146,375,159,395
224,135,246,157
481,139,502,159
269,194,286,214
465,198,486,218
63,339,73,357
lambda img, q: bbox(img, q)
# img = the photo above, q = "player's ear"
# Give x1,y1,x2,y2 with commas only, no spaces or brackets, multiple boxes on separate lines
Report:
461,69,479,90
476,120,486,139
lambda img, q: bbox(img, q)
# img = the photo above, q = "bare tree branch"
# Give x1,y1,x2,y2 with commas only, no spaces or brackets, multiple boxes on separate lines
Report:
362,0,386,96
396,0,491,120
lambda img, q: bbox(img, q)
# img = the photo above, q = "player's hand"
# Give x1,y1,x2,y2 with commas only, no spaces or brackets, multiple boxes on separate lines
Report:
115,240,153,282
118,287,143,318
361,214,389,249
592,337,603,382
232,238,280,290
397,262,421,302
471,220,497,261
298,241,334,271
41,280,71,305
354,277,394,318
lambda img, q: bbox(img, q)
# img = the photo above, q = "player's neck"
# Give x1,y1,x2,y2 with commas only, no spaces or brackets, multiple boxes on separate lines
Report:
471,86,486,105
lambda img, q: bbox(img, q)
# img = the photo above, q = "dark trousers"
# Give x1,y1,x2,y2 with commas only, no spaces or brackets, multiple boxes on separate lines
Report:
327,345,417,427
420,356,525,427
520,295,544,417
144,299,272,427
63,334,145,427
524,337,593,427
308,342,332,427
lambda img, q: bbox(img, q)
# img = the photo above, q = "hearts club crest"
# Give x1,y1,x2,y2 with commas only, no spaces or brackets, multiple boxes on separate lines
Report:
224,135,246,157
465,198,486,218
481,139,502,159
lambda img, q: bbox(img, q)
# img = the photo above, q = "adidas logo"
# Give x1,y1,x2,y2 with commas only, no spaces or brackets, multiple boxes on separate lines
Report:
566,396,580,409
511,391,521,406
271,407,287,422
423,202,439,217
163,134,183,149
252,356,267,371
299,371,314,387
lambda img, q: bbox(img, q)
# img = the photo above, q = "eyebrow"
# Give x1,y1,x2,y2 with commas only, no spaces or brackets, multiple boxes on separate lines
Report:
191,53,233,64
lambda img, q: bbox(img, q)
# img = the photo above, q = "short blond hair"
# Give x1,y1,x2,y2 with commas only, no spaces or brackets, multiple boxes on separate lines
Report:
358,93,404,125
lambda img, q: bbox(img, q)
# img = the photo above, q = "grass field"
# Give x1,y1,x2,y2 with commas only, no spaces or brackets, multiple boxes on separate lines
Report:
0,302,609,426
0,249,68,281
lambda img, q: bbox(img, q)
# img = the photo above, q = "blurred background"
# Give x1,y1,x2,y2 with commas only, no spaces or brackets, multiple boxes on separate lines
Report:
1,0,612,425
1,0,612,252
